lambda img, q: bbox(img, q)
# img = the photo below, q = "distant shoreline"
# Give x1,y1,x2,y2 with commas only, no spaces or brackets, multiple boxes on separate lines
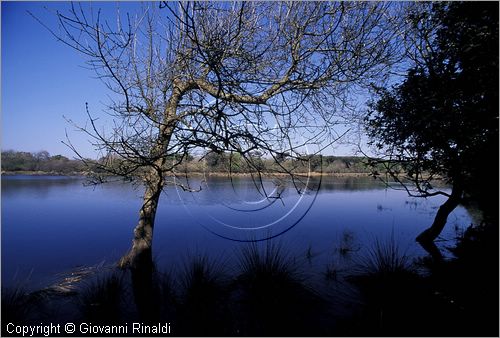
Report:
1,170,373,178
1,170,87,176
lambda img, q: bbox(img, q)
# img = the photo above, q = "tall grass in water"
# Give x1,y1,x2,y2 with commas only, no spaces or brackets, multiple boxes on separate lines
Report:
234,241,327,336
176,254,232,335
349,233,432,336
78,272,125,324
1,286,48,325
153,269,177,322
76,264,177,326
237,241,299,284
1,247,335,335
353,233,413,277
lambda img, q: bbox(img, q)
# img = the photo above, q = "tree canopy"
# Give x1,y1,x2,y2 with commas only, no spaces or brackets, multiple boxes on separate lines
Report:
365,2,498,243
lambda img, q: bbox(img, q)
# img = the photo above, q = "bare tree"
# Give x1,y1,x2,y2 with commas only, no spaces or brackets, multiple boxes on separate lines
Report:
38,1,401,269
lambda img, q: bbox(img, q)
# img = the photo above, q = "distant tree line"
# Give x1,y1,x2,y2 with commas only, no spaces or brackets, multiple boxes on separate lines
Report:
1,150,375,175
179,152,374,174
1,150,85,173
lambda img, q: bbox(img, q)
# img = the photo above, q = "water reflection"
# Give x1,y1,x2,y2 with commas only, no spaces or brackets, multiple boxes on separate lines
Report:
1,175,83,198
1,175,471,290
169,175,387,207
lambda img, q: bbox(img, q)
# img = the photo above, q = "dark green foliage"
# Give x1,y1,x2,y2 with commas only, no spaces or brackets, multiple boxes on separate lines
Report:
202,151,248,173
1,150,85,173
299,155,372,174
366,2,498,201
1,150,43,171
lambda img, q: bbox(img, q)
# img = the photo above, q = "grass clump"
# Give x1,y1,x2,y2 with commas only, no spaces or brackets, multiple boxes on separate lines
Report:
78,272,125,324
176,254,232,335
348,233,434,336
2,286,47,325
234,241,327,336
354,235,413,278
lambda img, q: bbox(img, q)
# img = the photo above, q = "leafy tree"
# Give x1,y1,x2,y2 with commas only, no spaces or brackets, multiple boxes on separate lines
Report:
365,2,498,244
1,151,35,171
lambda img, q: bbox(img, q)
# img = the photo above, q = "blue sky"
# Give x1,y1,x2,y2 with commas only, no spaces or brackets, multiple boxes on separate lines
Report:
2,2,114,158
2,2,366,159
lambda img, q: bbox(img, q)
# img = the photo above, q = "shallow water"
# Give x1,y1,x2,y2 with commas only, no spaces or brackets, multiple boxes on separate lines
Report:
1,175,472,289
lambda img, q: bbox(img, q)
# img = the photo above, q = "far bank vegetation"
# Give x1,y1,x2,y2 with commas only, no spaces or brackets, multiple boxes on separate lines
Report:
1,150,376,176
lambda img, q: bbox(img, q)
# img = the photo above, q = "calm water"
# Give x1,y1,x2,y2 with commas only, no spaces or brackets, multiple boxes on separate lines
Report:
1,175,472,289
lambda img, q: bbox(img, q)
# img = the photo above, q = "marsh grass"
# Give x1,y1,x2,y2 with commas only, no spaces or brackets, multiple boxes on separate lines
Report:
335,230,359,258
10,231,493,336
237,241,300,284
1,285,50,325
78,272,126,324
2,222,495,337
305,243,315,261
353,234,413,277
233,241,328,335
72,264,177,326
324,263,340,281
347,233,436,335
153,269,178,321
175,254,233,335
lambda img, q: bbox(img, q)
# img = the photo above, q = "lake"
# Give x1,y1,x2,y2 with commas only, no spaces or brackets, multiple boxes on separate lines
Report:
1,175,472,290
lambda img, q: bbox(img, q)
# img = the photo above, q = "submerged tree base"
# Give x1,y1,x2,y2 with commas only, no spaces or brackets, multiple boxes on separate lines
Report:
118,248,153,271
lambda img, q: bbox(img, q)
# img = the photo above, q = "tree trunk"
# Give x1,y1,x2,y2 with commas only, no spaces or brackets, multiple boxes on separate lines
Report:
118,172,163,269
416,183,463,244
117,170,167,321
417,238,444,262
117,87,182,270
